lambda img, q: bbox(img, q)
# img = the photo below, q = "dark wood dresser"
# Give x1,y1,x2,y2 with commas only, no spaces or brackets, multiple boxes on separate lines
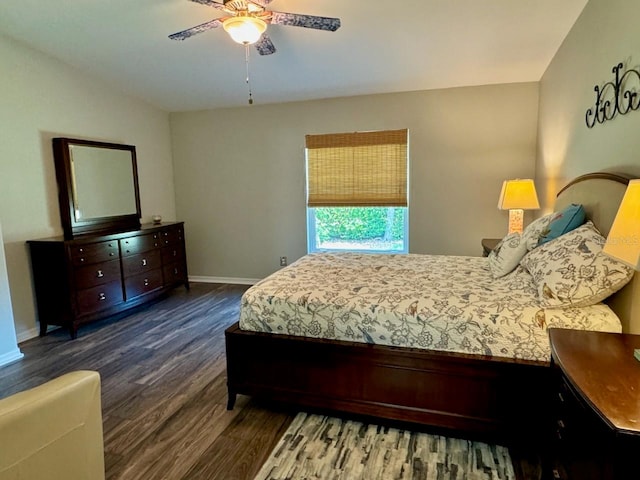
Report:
549,328,640,479
28,222,188,338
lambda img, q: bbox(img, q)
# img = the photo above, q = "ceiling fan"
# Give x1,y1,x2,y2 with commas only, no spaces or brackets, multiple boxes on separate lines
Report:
169,0,341,55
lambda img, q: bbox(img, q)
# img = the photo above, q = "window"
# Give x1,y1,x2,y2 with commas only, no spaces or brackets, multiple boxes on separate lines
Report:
305,129,409,253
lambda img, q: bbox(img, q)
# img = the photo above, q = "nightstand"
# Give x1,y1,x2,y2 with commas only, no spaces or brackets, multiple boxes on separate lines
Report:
481,238,501,257
548,328,640,479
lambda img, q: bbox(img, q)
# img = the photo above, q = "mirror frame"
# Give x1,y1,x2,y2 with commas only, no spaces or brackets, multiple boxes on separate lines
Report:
53,137,142,239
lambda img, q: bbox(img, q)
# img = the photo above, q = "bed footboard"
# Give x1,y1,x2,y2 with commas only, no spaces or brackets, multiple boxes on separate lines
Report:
225,322,551,443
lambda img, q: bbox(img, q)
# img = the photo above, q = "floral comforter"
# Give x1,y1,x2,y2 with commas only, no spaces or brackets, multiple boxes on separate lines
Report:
238,253,621,362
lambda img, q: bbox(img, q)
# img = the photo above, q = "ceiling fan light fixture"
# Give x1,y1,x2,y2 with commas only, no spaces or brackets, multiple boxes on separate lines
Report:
223,16,267,45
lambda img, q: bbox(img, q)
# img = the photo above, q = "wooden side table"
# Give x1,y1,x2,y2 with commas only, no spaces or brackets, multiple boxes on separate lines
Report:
481,238,501,257
548,328,640,479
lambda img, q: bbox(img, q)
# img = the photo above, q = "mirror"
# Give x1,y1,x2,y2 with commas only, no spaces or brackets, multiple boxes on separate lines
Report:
53,138,141,239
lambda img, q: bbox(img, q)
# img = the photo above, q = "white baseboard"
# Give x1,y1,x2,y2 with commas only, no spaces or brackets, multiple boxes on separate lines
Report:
17,327,39,344
0,348,24,367
189,276,259,286
17,325,61,344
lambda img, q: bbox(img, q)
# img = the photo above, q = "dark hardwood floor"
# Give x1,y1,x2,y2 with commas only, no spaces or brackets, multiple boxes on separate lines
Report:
0,283,543,479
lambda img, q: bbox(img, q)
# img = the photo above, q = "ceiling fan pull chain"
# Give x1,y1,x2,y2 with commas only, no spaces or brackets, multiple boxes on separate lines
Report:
245,44,254,105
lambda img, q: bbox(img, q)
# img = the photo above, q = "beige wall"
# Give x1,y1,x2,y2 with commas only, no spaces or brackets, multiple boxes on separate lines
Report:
171,83,539,280
0,35,176,340
537,0,640,212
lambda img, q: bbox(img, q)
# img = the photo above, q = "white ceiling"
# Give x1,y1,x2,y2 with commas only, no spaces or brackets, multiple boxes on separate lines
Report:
0,0,587,112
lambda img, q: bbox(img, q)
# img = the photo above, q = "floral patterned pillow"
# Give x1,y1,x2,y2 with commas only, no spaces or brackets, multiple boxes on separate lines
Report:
520,221,634,308
521,213,554,251
488,232,528,278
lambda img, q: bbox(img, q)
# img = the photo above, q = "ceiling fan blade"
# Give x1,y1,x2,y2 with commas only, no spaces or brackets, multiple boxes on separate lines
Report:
255,34,276,55
187,0,225,9
269,11,341,31
168,18,223,41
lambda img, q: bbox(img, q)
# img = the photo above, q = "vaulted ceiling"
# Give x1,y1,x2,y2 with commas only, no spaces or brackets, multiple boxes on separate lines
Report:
0,0,587,111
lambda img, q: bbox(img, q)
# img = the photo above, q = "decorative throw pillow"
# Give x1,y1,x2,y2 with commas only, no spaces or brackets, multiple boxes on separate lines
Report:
521,213,555,250
520,221,634,308
538,204,585,245
488,232,528,278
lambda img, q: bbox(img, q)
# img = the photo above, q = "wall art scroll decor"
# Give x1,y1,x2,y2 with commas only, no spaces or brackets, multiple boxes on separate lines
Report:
585,61,640,128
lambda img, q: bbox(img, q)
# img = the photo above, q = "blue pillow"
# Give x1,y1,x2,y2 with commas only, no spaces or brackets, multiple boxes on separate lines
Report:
538,204,585,245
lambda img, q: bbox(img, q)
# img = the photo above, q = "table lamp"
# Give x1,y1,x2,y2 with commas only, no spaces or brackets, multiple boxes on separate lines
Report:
497,179,540,234
603,179,640,360
603,179,640,269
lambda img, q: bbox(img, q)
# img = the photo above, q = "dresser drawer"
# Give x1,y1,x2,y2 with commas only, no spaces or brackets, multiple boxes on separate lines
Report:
120,233,162,256
122,250,161,277
551,364,614,480
76,280,124,315
163,261,188,285
124,269,163,300
70,240,119,266
161,244,185,264
160,226,184,247
74,259,121,290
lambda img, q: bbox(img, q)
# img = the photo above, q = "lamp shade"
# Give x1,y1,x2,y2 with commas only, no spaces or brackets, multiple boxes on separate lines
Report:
223,16,267,45
497,179,540,210
603,179,640,270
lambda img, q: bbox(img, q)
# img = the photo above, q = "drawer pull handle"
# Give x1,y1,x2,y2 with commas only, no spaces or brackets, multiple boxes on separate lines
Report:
174,268,178,275
144,278,150,286
558,392,564,403
109,252,115,257
557,419,565,429
552,468,560,479
97,270,104,278
173,250,177,257
79,248,84,252
99,293,106,301
154,242,159,247
154,234,158,239
142,259,148,266
79,258,85,263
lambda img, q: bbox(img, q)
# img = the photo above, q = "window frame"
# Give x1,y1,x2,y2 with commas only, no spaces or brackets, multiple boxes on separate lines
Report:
304,128,410,255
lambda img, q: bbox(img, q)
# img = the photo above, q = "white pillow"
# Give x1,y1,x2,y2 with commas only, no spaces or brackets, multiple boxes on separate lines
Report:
488,232,528,278
520,221,634,308
521,213,554,251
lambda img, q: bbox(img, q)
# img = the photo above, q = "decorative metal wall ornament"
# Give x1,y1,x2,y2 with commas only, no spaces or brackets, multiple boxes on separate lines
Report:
585,62,640,128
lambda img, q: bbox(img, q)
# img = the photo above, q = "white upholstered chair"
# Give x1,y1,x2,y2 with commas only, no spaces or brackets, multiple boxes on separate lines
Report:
0,370,105,480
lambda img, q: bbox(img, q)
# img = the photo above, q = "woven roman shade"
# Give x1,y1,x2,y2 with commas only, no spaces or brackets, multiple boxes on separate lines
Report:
305,129,408,207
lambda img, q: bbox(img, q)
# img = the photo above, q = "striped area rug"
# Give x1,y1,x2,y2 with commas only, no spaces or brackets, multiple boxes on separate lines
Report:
254,413,515,480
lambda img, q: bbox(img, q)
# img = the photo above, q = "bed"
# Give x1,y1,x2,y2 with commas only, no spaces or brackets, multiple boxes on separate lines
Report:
225,172,638,442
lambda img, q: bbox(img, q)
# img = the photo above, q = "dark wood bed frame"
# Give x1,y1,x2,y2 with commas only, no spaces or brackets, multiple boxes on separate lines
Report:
225,323,550,442
225,172,633,444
